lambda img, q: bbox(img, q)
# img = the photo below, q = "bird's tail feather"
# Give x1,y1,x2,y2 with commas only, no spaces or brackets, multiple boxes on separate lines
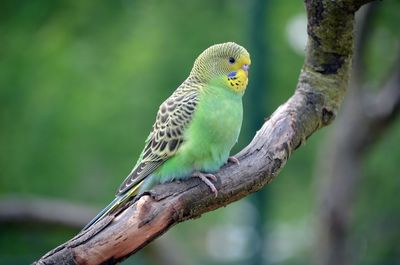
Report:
82,181,143,231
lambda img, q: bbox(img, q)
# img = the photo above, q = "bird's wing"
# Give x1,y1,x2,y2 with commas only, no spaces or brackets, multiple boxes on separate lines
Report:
116,86,199,195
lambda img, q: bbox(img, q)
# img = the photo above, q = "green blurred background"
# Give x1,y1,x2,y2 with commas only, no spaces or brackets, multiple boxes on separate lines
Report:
0,0,399,264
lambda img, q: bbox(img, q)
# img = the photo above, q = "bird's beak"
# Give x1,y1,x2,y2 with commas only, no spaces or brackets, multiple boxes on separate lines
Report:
242,64,249,77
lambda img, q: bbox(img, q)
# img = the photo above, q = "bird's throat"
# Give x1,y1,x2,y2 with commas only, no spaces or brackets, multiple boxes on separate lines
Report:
225,69,248,93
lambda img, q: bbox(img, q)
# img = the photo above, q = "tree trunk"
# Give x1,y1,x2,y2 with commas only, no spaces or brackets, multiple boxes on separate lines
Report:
313,3,400,264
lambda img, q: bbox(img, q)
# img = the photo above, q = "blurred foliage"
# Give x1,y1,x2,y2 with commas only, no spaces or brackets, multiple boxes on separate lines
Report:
0,0,399,264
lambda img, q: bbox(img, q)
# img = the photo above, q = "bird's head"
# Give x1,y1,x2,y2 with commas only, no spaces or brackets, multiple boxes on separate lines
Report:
190,42,251,94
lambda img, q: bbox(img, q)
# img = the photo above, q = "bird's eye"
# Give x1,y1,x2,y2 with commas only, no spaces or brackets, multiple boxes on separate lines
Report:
228,57,236,64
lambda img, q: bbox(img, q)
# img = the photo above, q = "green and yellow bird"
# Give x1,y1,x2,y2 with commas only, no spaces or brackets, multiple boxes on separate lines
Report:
83,42,251,230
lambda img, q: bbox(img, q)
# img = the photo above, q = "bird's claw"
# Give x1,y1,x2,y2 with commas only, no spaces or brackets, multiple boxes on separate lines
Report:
228,156,240,165
204,173,217,182
192,171,218,197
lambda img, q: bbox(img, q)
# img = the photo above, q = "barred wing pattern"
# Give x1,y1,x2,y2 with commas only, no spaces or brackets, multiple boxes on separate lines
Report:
117,80,200,195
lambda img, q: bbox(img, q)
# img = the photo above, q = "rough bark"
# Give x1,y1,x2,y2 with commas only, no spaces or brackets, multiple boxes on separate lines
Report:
314,3,400,264
33,0,374,264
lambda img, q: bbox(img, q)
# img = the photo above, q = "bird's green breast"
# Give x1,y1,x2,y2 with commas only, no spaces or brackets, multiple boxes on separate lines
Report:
156,85,243,182
189,87,243,157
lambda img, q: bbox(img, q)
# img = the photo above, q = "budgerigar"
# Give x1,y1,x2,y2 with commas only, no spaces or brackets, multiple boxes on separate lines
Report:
83,42,251,230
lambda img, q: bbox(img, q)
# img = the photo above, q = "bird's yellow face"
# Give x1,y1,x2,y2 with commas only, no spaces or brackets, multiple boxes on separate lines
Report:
190,42,251,94
224,53,251,93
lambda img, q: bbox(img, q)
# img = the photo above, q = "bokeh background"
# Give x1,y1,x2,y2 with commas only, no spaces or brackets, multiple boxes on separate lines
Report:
1,0,399,264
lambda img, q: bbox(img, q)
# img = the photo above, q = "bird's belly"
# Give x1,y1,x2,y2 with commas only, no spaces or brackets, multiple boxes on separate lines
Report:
181,94,243,171
155,91,243,183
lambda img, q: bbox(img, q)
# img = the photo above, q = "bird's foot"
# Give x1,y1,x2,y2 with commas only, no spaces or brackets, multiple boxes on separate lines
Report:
228,156,240,165
192,171,218,197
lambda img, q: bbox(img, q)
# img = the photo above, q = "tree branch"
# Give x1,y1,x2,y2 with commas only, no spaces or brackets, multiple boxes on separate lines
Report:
33,0,374,264
0,196,197,265
0,195,97,229
366,61,400,132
